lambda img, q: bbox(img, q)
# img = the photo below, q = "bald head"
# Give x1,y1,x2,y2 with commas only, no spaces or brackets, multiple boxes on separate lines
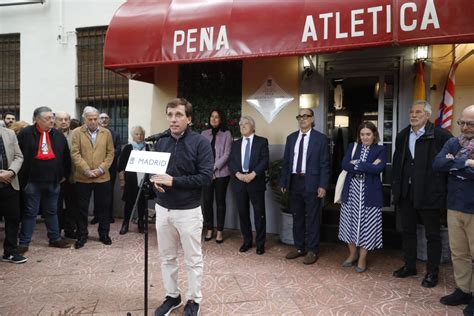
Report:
459,105,474,139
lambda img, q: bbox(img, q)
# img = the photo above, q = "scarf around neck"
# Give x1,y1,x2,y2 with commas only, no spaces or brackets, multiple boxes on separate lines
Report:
35,123,56,160
132,141,145,151
456,134,474,159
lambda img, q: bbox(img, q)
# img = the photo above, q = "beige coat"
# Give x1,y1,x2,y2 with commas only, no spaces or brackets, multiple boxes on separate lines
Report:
71,126,114,183
0,127,24,190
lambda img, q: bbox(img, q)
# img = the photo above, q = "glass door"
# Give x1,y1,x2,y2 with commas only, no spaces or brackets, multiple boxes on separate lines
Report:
325,72,398,212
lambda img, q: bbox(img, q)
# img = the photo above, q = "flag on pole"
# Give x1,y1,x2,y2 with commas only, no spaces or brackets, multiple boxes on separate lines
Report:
435,63,457,130
413,61,426,101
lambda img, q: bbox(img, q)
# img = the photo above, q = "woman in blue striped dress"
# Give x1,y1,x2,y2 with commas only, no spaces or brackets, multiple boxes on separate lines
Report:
338,121,387,273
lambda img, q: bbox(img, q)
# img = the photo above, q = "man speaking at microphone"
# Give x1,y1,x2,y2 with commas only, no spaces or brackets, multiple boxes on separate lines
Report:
150,98,213,316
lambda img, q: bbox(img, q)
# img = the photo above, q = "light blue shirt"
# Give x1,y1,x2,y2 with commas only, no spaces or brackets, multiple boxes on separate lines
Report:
409,125,425,158
241,134,254,172
87,127,99,147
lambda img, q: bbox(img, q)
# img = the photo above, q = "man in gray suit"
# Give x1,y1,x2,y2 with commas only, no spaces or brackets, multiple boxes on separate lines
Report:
0,126,26,263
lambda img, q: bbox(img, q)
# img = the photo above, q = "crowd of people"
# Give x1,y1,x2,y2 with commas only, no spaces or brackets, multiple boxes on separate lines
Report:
0,99,473,316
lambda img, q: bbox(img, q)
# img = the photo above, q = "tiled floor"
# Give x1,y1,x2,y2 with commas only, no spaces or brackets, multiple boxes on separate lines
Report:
0,219,464,315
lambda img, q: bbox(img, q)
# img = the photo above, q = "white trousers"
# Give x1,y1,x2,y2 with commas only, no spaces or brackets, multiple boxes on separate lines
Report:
155,204,204,304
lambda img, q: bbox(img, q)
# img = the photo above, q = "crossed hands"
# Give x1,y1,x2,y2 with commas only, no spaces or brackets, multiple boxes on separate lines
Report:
446,153,474,168
236,171,256,183
84,169,104,178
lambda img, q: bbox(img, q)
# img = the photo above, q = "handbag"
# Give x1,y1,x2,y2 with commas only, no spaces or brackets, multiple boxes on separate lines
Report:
334,142,357,204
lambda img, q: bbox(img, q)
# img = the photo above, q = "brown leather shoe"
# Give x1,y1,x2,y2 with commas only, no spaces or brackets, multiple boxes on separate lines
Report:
303,251,319,265
285,249,307,260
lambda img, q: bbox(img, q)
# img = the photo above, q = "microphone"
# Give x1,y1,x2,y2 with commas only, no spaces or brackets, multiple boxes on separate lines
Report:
144,129,170,142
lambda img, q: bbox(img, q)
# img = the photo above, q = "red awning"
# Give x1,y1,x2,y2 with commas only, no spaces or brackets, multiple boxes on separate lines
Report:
104,0,474,83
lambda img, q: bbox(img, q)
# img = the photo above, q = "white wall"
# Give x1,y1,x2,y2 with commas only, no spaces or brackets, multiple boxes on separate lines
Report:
0,0,125,121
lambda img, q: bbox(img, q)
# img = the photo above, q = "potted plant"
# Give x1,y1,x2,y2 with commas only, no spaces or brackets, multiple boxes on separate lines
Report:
267,159,294,245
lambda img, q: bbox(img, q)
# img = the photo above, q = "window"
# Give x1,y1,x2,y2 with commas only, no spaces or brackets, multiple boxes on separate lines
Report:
0,33,20,120
76,26,128,143
178,61,242,137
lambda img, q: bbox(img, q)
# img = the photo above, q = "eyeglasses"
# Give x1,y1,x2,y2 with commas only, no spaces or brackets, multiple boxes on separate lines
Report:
296,114,313,120
457,120,474,128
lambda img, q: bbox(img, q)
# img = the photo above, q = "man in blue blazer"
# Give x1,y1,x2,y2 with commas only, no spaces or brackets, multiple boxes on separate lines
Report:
229,116,269,255
280,108,330,264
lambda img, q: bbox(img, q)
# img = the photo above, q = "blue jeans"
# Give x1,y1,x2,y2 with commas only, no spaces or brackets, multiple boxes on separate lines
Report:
19,182,61,245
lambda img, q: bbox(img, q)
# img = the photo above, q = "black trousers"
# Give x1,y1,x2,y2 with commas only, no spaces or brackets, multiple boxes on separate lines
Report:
235,184,266,248
0,186,20,256
290,175,321,253
76,182,111,238
202,176,230,231
93,164,117,221
57,181,78,235
399,198,441,274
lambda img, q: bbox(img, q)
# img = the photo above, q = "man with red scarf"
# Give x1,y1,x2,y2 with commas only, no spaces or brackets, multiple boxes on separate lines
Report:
17,106,71,254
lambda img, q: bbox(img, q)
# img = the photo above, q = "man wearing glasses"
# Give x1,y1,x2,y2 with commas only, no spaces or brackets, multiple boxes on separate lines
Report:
434,105,474,315
280,108,330,264
392,100,452,288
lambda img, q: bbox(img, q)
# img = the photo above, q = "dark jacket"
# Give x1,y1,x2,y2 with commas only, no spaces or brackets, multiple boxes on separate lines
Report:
228,135,269,192
392,121,452,209
117,143,149,203
433,137,474,214
341,143,387,207
280,129,330,192
109,129,122,170
153,128,213,209
17,124,71,187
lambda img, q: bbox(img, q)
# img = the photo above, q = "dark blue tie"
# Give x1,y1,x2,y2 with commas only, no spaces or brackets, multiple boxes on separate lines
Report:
296,134,306,174
243,138,250,171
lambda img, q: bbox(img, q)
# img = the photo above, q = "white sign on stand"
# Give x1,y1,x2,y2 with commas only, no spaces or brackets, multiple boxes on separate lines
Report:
125,151,171,174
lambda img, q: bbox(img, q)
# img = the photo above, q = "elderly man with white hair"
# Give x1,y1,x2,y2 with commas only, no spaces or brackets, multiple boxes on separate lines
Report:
228,115,269,255
391,100,452,288
71,106,114,249
434,105,474,316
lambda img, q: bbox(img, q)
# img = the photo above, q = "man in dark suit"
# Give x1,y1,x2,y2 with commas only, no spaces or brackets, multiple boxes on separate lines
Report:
392,100,452,288
280,108,330,265
229,116,269,255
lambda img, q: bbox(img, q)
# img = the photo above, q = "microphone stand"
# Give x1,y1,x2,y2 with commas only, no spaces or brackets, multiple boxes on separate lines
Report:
127,142,156,316
125,174,152,315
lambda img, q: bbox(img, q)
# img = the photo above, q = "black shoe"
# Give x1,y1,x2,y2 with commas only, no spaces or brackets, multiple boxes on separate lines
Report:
256,247,265,255
2,253,27,264
239,243,252,253
393,266,417,278
464,297,474,316
154,295,182,316
440,288,472,306
90,217,98,225
183,300,200,316
285,249,307,260
49,238,71,249
74,237,87,249
99,235,112,245
16,245,29,255
119,222,129,235
421,273,438,288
